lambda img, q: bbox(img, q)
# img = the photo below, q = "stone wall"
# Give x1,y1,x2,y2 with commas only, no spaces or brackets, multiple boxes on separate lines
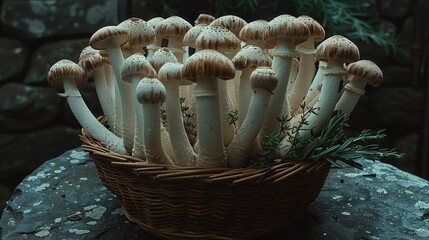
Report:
0,0,422,208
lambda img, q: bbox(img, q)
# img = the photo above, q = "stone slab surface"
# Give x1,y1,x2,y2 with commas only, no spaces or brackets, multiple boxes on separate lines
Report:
1,148,429,240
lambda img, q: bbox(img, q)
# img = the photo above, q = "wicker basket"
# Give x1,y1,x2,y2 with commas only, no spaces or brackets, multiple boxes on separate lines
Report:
80,129,331,240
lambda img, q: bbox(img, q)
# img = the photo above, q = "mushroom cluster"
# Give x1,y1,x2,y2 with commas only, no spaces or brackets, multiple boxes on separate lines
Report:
47,14,383,168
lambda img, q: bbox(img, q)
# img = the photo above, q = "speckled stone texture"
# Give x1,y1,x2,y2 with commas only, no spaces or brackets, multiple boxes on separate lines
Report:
1,148,429,240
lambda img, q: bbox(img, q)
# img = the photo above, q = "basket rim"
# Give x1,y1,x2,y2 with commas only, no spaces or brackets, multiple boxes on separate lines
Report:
80,128,331,185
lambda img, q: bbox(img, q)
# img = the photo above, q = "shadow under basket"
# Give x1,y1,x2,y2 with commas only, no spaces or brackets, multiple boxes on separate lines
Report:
80,129,331,240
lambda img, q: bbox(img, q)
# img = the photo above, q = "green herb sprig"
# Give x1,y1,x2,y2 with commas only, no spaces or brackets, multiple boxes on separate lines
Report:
252,108,405,169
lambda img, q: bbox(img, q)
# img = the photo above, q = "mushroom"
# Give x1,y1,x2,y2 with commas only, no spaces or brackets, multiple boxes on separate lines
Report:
47,59,127,155
146,17,165,58
136,75,174,165
288,15,325,115
260,15,310,139
158,62,197,166
79,46,122,135
183,24,208,53
232,45,272,127
89,25,137,152
78,50,117,135
335,60,383,116
148,47,179,72
209,15,248,38
121,53,156,159
227,67,278,167
238,19,270,49
276,35,360,158
194,13,215,25
117,17,155,57
155,16,192,63
182,49,235,167
195,25,242,145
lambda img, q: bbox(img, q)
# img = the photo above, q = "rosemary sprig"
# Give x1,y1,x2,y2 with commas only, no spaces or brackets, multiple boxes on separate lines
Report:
252,109,405,169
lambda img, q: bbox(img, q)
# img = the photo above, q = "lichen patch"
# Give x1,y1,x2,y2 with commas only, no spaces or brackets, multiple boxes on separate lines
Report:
85,206,107,220
35,227,51,237
69,229,91,235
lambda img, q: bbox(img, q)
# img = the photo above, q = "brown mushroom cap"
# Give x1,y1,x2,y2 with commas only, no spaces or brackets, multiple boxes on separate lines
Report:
136,75,167,104
264,14,310,46
250,66,278,94
47,59,87,90
182,49,235,81
209,15,247,37
183,24,207,48
121,53,156,83
155,16,192,39
316,35,360,63
347,60,383,87
147,17,165,29
117,17,155,48
78,51,110,73
195,25,241,52
148,47,179,72
239,20,267,43
195,13,216,25
89,26,129,50
297,15,325,42
158,62,183,82
232,45,272,70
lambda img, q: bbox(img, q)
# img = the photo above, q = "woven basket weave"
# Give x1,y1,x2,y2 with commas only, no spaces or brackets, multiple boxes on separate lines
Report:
80,129,331,240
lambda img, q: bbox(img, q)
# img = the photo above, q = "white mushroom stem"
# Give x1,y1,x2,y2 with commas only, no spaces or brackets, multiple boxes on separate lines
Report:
91,67,116,134
219,52,239,145
277,73,342,158
164,80,197,166
63,79,127,155
238,69,252,126
103,64,122,136
301,60,327,109
130,77,145,159
142,101,174,165
104,46,136,153
288,49,317,114
261,39,294,135
227,87,273,167
193,77,226,167
218,79,236,146
334,79,366,117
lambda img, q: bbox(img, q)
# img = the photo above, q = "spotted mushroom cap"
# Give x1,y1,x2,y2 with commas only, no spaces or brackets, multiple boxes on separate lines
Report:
147,17,165,29
239,20,273,48
89,26,129,50
232,45,272,70
117,17,155,48
155,16,192,39
250,66,278,94
297,15,325,42
347,60,383,87
121,53,156,83
183,24,208,48
158,62,183,82
148,47,179,72
182,49,235,81
264,14,310,47
136,75,167,104
195,25,241,53
47,59,87,90
78,51,110,73
316,35,360,63
209,15,247,37
195,13,215,25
